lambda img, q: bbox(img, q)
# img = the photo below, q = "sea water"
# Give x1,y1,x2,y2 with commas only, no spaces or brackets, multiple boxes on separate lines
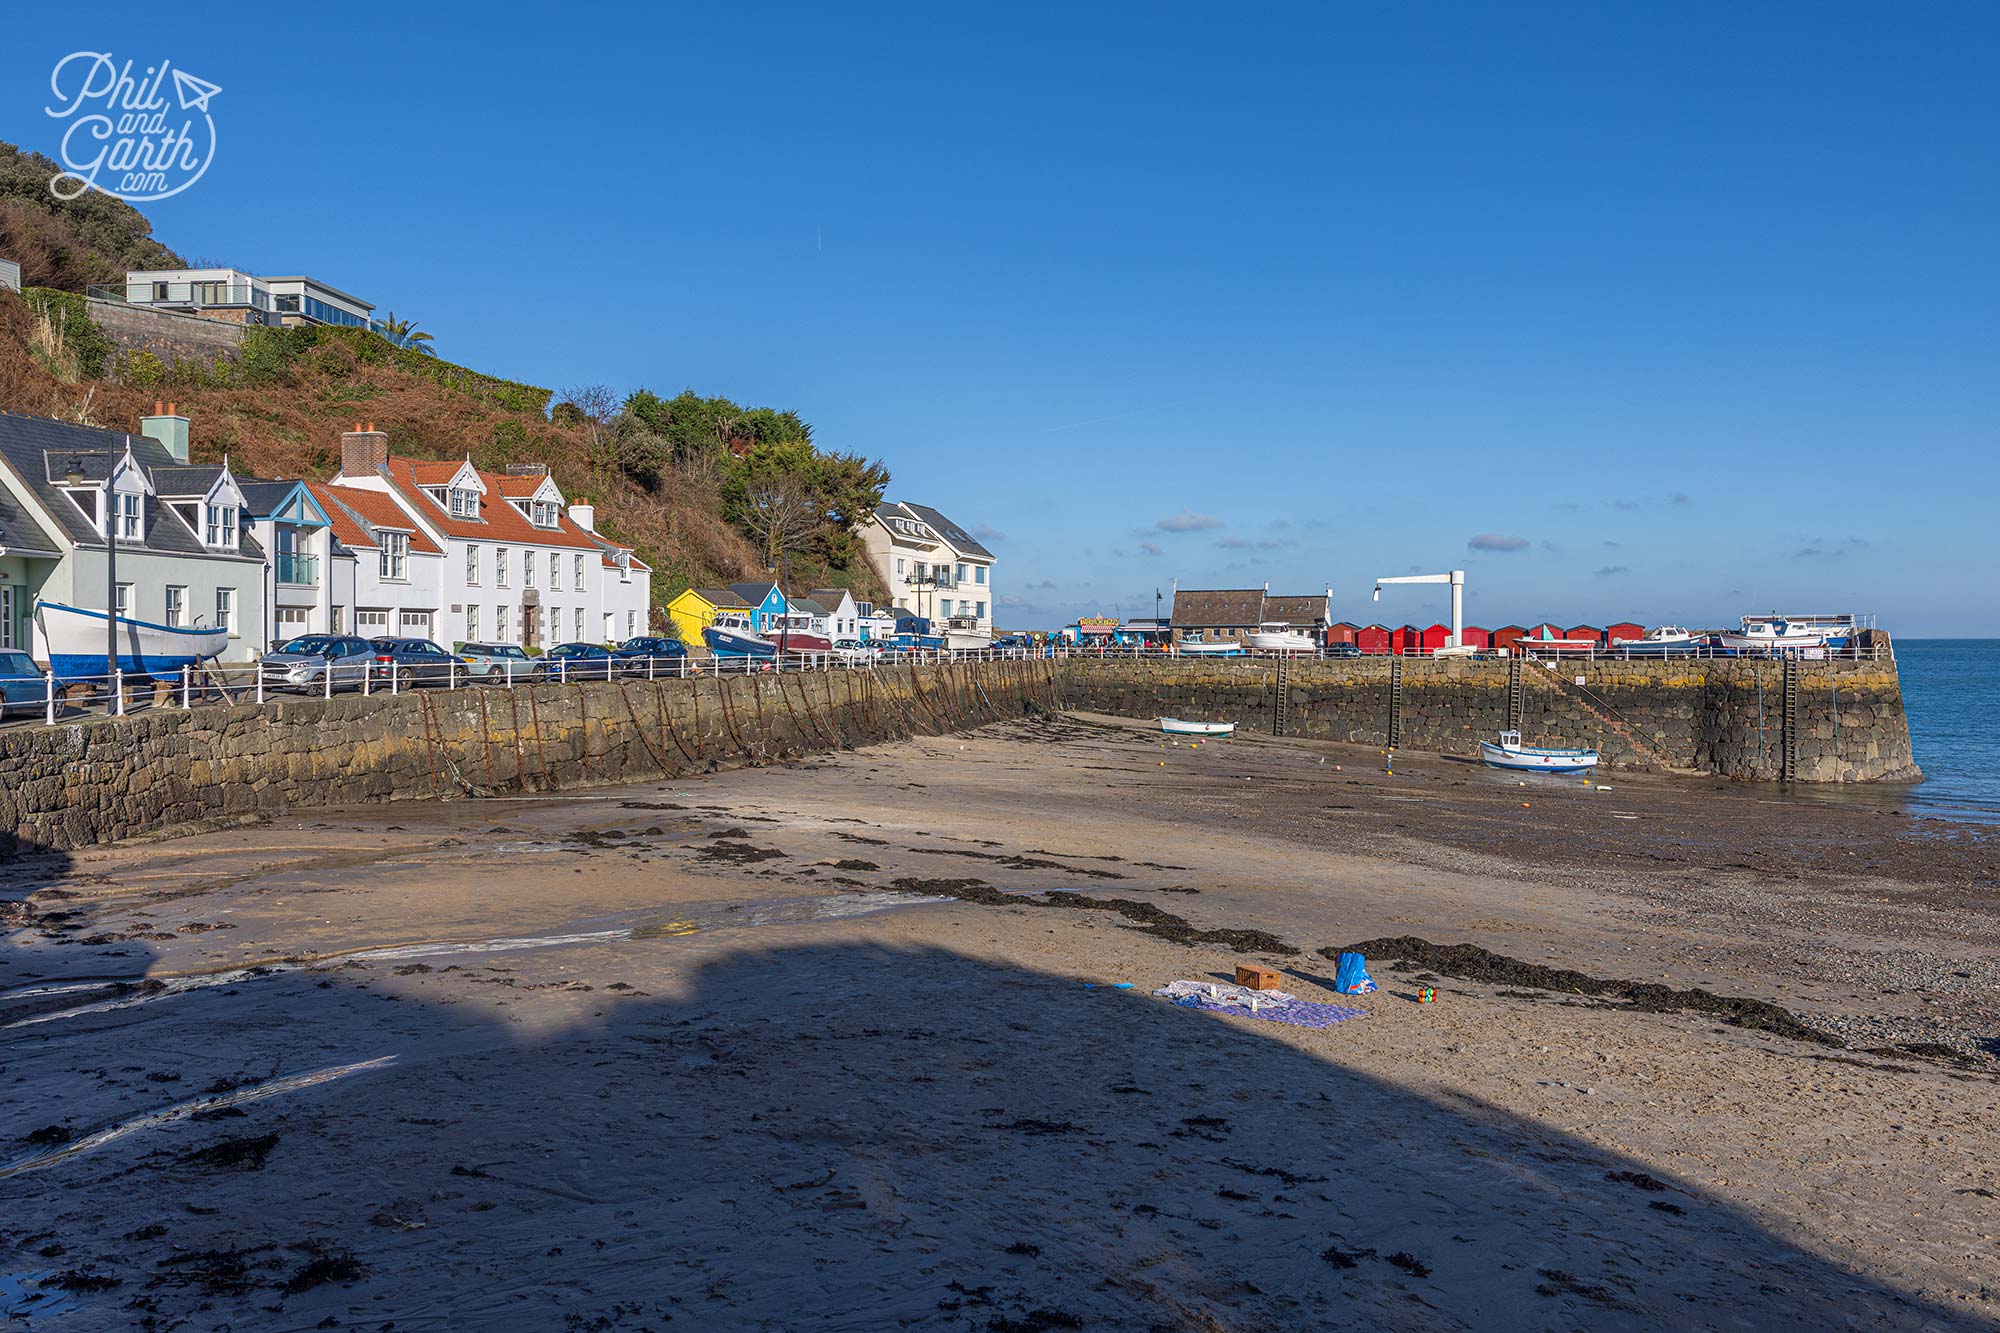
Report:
1895,639,2000,823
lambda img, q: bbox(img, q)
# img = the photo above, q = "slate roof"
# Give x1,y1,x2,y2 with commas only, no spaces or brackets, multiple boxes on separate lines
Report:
879,502,993,560
687,587,751,609
789,596,828,617
1263,594,1331,627
806,587,854,609
237,479,310,519
728,582,784,608
0,477,61,554
1170,588,1266,628
0,411,263,560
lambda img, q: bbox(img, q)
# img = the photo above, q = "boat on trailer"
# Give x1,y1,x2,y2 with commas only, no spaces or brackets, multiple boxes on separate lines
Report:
702,611,777,658
1716,613,1859,655
1247,623,1318,653
1610,625,1699,657
1479,729,1599,774
1161,718,1236,737
1175,634,1246,657
35,600,227,682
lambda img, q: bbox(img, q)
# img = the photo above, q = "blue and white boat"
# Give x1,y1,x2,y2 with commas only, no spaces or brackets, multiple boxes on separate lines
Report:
34,600,227,682
1609,625,1699,657
702,611,776,658
1479,730,1599,774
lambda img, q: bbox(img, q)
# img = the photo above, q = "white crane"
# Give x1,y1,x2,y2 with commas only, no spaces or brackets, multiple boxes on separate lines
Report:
1372,569,1466,648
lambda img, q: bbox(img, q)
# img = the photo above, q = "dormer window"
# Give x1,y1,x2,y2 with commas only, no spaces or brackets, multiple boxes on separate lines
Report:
449,487,478,518
115,491,143,541
204,503,237,548
532,500,558,528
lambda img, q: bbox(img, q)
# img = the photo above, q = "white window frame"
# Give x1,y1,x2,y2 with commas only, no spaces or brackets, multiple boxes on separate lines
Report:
548,551,560,588
466,603,480,641
573,553,586,592
0,585,13,648
449,487,477,518
576,607,586,640
524,547,537,588
465,543,481,585
975,565,987,585
204,503,237,549
114,582,134,617
215,586,235,635
330,605,345,633
379,531,410,581
495,547,510,587
627,610,637,637
116,491,142,541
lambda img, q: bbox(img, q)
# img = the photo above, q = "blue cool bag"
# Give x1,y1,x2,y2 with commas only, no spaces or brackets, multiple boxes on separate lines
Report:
1334,951,1377,995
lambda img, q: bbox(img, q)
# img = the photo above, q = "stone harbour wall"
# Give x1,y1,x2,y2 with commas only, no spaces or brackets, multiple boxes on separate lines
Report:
1054,656,1919,784
85,297,248,366
0,659,1058,854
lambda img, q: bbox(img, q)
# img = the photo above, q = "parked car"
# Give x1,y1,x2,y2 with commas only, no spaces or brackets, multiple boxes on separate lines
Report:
828,638,873,663
456,641,543,684
613,636,689,673
369,638,458,687
0,650,45,717
1325,641,1361,658
260,635,377,693
542,641,621,680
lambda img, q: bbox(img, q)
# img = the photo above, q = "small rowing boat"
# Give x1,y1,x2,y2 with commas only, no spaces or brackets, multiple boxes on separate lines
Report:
1479,729,1598,774
1161,718,1235,737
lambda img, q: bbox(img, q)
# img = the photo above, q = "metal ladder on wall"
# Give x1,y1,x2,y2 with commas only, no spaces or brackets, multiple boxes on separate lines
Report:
1388,657,1403,748
1781,658,1801,781
1507,656,1524,732
1273,656,1289,737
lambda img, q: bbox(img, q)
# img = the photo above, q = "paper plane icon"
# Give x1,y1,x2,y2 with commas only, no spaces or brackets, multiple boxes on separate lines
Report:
171,68,222,112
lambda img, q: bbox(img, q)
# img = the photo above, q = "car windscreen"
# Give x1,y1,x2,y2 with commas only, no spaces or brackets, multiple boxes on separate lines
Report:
0,652,38,675
279,637,339,655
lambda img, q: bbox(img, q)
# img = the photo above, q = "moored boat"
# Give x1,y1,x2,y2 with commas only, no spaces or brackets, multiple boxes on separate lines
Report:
1247,622,1318,653
1161,718,1236,737
767,613,834,654
35,600,227,682
702,611,777,658
942,615,994,651
1174,634,1245,657
1717,613,1857,655
1517,626,1599,656
1479,729,1599,774
1610,625,1699,657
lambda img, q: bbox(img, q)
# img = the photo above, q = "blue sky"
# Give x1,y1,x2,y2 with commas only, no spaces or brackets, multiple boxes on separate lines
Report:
6,2,1995,633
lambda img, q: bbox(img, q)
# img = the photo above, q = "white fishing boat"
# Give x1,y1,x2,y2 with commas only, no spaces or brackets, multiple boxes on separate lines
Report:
35,600,227,681
702,610,777,658
1610,625,1699,657
1479,729,1599,774
1718,613,1858,655
1247,622,1318,653
1174,634,1245,657
941,615,994,652
1161,718,1236,737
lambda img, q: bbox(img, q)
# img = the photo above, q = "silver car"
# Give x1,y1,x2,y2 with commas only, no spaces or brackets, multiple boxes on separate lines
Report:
455,641,544,684
260,635,378,693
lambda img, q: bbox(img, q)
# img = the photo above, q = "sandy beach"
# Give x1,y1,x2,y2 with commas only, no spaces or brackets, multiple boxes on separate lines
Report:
3,713,1997,1330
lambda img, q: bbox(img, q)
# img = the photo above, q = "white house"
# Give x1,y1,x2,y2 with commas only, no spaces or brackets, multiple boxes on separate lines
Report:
328,426,650,650
861,502,996,636
119,268,372,329
804,587,859,640
304,481,444,641
0,407,268,662
238,476,347,644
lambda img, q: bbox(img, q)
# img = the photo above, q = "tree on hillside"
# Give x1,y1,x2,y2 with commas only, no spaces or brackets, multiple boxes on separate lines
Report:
374,313,435,355
725,441,827,570
0,141,187,289
554,384,621,489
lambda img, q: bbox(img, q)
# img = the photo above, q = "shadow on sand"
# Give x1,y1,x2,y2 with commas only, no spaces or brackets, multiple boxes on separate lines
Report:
0,901,1986,1330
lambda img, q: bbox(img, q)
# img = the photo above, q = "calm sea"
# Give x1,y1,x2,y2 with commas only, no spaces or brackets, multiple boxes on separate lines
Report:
1890,639,1999,823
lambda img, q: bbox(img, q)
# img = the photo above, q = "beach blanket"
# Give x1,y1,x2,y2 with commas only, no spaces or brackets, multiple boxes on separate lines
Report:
1153,980,1368,1030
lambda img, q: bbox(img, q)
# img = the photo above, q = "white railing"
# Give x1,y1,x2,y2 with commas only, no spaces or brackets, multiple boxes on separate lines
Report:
0,636,1895,727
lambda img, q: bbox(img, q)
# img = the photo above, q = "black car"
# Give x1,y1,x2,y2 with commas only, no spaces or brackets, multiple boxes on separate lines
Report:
369,637,458,687
1325,641,1362,658
613,636,689,673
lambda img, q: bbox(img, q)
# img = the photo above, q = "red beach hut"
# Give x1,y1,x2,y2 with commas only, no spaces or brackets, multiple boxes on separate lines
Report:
1491,626,1526,655
1355,624,1392,655
1326,621,1361,647
1391,625,1424,656
1461,625,1492,650
1566,624,1604,651
1420,623,1453,654
1605,621,1645,649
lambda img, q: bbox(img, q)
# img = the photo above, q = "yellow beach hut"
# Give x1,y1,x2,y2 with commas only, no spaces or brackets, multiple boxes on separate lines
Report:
668,586,753,647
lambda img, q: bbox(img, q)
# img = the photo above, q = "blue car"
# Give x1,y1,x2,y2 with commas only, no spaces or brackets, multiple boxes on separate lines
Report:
542,642,622,680
0,650,46,717
613,636,689,673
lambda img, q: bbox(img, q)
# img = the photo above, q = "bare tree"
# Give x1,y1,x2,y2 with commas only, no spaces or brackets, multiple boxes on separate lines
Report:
732,463,822,572
559,384,620,487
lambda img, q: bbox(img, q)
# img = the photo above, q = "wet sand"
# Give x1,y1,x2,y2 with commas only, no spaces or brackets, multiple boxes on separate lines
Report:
2,713,1996,1330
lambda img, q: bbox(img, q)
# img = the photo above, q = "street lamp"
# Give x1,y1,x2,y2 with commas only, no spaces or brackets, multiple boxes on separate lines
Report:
67,453,117,695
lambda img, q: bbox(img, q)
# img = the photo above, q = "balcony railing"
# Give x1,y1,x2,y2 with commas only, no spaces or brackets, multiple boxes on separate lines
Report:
275,552,319,587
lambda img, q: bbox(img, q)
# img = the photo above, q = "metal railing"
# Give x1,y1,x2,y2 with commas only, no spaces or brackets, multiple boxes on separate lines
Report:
1043,640,1895,663
87,280,273,311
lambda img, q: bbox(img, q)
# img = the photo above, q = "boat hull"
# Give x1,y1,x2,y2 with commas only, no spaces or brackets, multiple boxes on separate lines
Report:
1610,639,1697,656
702,626,776,658
1161,718,1236,737
770,630,835,653
37,601,227,681
1716,632,1831,653
1248,632,1317,652
944,630,994,651
1176,642,1245,657
1479,740,1599,774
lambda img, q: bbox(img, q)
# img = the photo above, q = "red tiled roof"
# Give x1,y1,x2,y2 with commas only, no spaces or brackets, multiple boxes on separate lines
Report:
493,473,550,498
377,457,600,551
307,481,443,554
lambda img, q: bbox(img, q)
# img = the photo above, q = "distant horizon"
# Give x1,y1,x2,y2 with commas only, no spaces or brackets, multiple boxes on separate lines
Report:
5,3,1995,636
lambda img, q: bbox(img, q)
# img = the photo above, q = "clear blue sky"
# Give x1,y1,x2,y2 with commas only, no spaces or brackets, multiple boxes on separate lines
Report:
7,2,1995,633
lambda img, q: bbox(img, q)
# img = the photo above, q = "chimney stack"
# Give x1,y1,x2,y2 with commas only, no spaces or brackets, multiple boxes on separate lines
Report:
567,497,595,532
340,421,390,478
140,400,190,463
